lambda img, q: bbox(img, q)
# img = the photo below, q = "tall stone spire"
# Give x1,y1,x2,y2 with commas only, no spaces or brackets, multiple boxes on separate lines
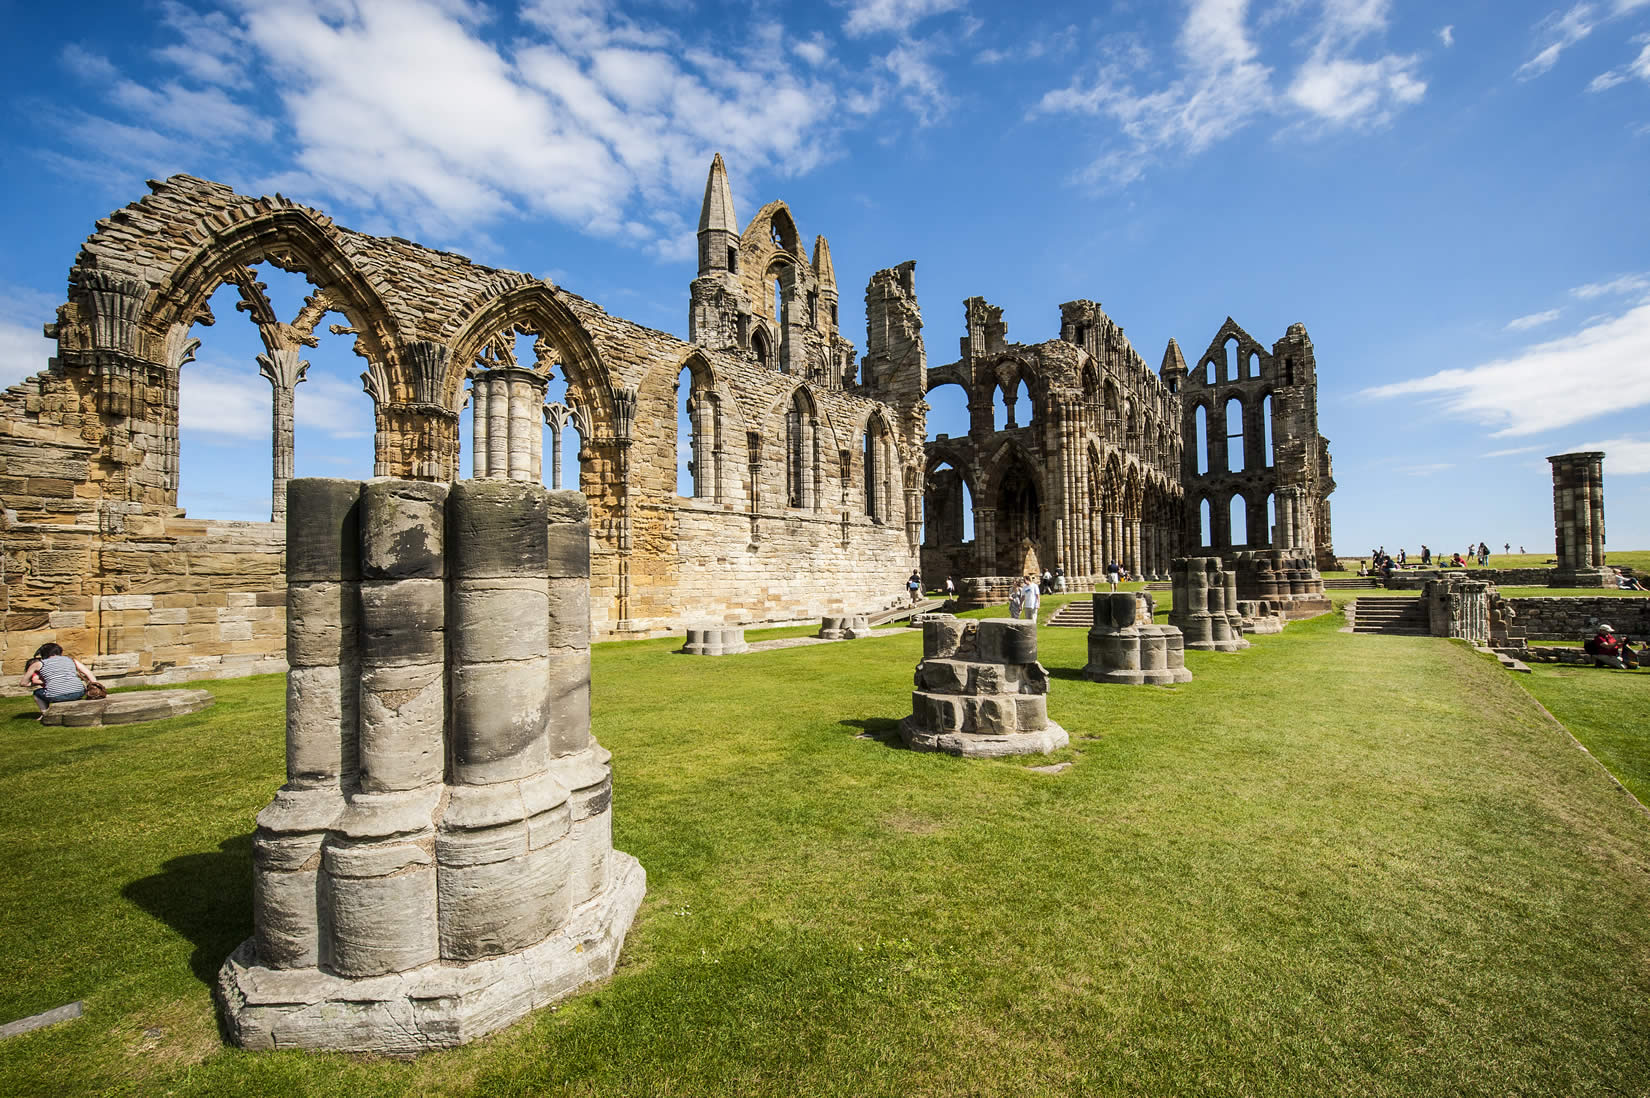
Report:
697,153,739,236
811,235,836,290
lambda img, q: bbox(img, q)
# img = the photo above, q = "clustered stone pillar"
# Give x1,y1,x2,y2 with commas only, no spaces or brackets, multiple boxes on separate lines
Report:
1081,592,1192,685
818,615,872,640
217,477,645,1054
1548,451,1610,587
1229,550,1330,619
471,366,550,482
678,626,750,655
1424,575,1492,643
1169,556,1250,653
900,615,1067,757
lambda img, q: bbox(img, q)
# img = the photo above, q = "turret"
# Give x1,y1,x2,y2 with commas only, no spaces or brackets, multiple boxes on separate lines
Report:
812,235,838,335
1159,338,1187,393
696,153,740,276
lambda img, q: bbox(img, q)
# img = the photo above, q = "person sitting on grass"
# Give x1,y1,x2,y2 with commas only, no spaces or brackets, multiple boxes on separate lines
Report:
1584,624,1627,669
20,642,102,715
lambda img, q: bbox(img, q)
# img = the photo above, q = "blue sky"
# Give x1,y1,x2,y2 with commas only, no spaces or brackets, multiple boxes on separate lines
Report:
1,0,1647,559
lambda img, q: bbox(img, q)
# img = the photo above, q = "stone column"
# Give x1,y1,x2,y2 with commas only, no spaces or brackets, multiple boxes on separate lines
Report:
471,367,549,483
250,478,361,970
1548,451,1609,585
258,348,309,524
331,479,448,979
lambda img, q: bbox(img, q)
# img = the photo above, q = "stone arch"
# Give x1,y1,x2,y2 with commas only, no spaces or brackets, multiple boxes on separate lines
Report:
448,285,615,431
861,406,898,521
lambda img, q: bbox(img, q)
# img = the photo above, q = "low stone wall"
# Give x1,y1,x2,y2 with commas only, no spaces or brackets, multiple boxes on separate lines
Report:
1387,567,1556,590
1504,597,1650,641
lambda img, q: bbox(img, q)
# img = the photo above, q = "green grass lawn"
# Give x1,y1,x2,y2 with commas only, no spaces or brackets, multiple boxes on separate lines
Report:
1515,664,1650,805
4,615,1650,1096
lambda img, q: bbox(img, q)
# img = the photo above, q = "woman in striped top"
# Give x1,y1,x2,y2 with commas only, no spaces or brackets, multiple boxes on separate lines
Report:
21,643,101,715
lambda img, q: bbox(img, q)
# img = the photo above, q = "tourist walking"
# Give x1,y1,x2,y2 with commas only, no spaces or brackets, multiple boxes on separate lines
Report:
907,571,922,606
1054,566,1065,593
1421,544,1431,565
1106,559,1121,591
1008,580,1025,619
1021,576,1041,621
944,575,956,599
1477,542,1490,566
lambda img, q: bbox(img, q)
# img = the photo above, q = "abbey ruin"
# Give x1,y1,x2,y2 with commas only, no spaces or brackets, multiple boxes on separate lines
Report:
0,157,1336,687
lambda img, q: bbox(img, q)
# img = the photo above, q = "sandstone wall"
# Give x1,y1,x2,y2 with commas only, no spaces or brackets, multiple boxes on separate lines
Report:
1503,597,1650,641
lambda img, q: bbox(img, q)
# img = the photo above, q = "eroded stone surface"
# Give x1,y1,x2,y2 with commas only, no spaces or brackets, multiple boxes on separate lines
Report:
1082,592,1193,685
900,615,1067,758
217,477,644,1054
39,688,214,727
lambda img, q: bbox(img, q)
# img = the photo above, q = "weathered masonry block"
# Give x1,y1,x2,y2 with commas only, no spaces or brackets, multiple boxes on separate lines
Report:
1082,592,1192,685
900,615,1067,757
818,614,872,640
678,626,750,655
1169,556,1249,653
216,477,645,1054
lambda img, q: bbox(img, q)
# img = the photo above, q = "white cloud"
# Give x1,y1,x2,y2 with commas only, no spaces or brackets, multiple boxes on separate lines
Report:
56,0,943,258
1439,24,1454,47
1572,272,1650,298
1588,40,1650,90
842,0,966,38
1516,3,1599,80
1506,308,1561,331
180,360,370,440
1569,436,1650,473
0,285,59,390
1037,0,1424,187
1397,462,1454,476
1485,445,1545,457
1363,292,1650,436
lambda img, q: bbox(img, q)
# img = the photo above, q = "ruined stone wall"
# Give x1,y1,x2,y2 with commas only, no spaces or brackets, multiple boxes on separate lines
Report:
1,168,925,678
1174,319,1335,568
1503,597,1650,641
919,295,1184,589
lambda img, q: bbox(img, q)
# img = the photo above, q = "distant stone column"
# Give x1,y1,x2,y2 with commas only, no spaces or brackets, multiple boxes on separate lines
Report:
472,367,549,482
1548,451,1610,586
258,348,309,524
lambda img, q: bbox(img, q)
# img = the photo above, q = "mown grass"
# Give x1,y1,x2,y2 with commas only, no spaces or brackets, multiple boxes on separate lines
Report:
1515,664,1650,806
3,615,1650,1096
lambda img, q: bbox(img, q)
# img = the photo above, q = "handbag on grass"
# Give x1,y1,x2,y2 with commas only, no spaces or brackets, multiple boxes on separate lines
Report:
84,682,108,700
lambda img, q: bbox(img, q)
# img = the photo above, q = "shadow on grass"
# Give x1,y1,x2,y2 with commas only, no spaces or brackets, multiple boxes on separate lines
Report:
9,710,43,722
839,718,905,748
1045,666,1090,682
122,834,254,986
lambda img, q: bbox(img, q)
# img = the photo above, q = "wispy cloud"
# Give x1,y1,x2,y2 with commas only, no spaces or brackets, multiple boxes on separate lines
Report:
1363,290,1650,436
1572,272,1650,298
1588,39,1650,90
1034,0,1426,189
1439,25,1455,47
1506,308,1561,331
180,359,371,440
1397,462,1454,476
1485,445,1545,457
842,0,966,38
1516,3,1599,81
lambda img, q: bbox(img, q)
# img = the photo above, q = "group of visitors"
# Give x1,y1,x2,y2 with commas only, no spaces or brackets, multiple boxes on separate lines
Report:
1008,576,1041,620
1036,568,1066,595
1362,540,1498,576
17,642,103,716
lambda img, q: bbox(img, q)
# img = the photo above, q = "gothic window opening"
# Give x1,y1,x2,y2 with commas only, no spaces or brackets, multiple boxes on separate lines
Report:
1223,336,1240,382
864,415,893,521
1225,396,1245,472
923,461,974,553
1266,492,1278,548
541,365,587,492
753,327,773,371
925,382,969,442
1200,498,1213,548
727,246,739,272
1229,494,1248,547
1262,394,1275,466
180,262,373,523
784,390,817,509
1194,403,1210,476
677,365,698,498
994,459,1041,575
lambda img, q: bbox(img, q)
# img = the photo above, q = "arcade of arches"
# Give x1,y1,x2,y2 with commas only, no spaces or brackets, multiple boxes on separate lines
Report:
0,161,1333,689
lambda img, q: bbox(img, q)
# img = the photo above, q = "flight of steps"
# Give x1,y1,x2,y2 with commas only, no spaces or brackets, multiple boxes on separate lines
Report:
1350,596,1429,636
1047,600,1095,628
1323,577,1381,590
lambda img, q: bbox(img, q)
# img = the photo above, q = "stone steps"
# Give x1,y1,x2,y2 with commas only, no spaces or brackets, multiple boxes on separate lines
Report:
1323,577,1381,589
1047,601,1094,628
1350,596,1429,636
